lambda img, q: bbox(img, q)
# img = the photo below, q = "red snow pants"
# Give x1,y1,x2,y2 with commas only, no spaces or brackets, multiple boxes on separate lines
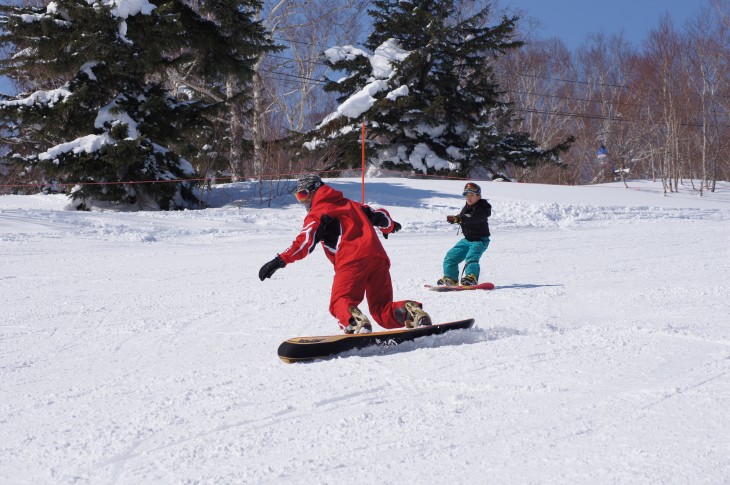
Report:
329,256,410,330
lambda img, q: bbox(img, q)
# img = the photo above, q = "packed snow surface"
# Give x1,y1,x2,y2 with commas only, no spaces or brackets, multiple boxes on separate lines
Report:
1,178,729,483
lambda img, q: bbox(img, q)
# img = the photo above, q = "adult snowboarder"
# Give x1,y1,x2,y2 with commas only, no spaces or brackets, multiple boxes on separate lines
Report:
259,174,431,334
438,182,492,287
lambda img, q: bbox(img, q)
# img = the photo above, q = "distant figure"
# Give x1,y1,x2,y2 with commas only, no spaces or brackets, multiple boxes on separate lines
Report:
258,174,431,334
438,182,491,287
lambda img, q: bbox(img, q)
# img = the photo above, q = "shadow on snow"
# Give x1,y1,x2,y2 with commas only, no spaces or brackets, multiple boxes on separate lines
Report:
495,283,564,290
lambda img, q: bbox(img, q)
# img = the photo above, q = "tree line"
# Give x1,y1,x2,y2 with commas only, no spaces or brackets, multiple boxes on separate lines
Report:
1,0,727,210
499,1,729,192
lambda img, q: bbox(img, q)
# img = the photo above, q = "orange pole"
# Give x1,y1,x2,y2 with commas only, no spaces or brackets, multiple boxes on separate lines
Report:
361,121,366,203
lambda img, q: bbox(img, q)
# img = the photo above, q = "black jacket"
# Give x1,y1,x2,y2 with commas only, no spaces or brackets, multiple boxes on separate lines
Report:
460,199,491,241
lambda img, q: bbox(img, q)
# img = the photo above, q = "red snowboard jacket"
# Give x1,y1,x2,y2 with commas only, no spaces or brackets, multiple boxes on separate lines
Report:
278,184,398,268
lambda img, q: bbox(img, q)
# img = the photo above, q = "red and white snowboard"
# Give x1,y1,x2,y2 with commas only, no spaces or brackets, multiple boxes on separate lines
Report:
424,282,495,292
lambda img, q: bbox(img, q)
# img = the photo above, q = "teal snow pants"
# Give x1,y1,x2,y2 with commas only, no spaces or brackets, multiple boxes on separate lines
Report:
443,237,490,281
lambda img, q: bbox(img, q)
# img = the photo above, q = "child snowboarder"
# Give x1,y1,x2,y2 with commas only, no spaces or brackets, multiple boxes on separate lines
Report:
259,174,432,334
438,182,491,287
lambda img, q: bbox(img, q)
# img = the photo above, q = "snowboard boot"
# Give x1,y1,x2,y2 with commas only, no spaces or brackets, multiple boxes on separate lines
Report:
460,274,478,286
344,306,373,334
403,301,432,329
437,276,458,286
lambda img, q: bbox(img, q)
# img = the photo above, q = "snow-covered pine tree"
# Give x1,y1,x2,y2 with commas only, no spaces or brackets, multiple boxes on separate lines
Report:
305,0,572,177
0,0,275,210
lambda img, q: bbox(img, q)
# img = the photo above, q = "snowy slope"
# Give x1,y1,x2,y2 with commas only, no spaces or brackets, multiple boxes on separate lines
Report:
1,178,729,484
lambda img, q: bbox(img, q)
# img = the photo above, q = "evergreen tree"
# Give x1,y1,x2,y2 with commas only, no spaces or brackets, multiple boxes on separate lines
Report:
0,0,275,209
305,0,572,177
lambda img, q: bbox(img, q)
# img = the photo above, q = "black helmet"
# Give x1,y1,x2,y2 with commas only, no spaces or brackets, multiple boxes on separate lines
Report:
296,173,323,194
294,173,324,206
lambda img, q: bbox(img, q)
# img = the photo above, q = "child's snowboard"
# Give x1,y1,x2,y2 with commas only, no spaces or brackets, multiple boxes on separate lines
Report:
424,282,495,292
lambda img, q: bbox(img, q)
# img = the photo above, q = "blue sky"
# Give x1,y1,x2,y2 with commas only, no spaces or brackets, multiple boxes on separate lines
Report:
0,1,711,96
502,0,705,50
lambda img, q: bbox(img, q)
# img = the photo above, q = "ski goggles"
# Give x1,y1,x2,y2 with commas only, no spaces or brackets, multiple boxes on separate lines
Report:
462,183,481,196
294,189,310,203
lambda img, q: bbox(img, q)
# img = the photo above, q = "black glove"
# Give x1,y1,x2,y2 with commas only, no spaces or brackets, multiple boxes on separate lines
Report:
447,215,462,224
383,221,402,239
259,255,286,281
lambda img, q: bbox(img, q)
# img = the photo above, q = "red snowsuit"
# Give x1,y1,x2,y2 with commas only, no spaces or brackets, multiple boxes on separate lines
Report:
278,184,412,330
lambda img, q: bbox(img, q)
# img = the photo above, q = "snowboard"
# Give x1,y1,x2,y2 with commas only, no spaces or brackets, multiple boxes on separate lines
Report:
424,282,495,292
277,318,475,363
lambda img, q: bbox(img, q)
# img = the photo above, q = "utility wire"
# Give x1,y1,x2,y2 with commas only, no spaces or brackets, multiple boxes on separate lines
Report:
255,66,721,124
266,46,645,92
512,107,730,129
514,72,629,90
256,67,730,128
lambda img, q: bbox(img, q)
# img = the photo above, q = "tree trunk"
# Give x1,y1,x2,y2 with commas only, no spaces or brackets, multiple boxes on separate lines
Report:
252,67,265,180
227,78,244,181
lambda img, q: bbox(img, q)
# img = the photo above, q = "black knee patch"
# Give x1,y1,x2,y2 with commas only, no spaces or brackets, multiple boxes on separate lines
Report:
394,306,408,324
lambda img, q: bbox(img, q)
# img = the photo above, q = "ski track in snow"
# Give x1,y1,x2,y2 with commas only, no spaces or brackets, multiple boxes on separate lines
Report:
1,178,729,483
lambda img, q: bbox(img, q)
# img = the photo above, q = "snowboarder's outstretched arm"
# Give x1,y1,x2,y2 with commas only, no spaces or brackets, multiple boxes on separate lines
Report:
258,216,318,281
259,213,331,280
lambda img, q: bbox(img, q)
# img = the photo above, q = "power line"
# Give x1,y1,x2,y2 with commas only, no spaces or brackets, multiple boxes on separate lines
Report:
506,89,647,109
515,72,630,90
254,66,729,128
259,54,642,106
513,107,730,129
270,35,368,53
260,66,651,111
258,67,328,85
255,52,730,126
265,46,644,92
255,69,730,128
